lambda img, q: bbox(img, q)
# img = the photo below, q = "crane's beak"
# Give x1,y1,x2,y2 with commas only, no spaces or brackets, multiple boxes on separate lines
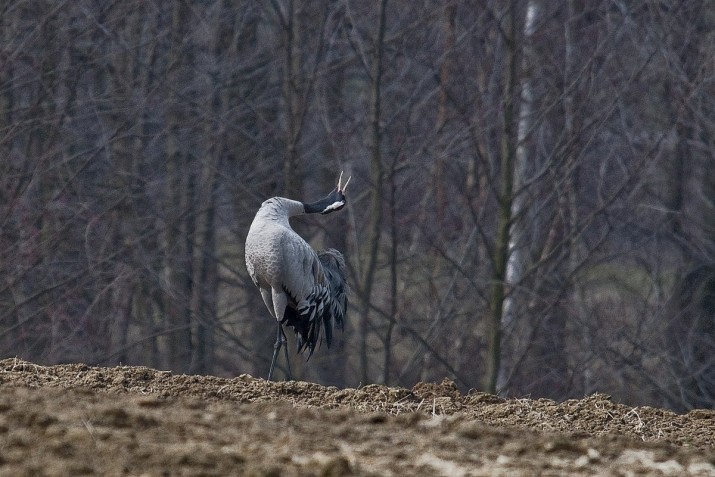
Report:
337,171,351,194
315,171,350,214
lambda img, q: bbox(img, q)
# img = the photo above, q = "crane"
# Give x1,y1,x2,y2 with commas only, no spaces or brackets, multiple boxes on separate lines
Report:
245,172,350,380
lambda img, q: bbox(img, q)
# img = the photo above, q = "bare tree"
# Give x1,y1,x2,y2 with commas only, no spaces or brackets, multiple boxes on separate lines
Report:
1,0,713,411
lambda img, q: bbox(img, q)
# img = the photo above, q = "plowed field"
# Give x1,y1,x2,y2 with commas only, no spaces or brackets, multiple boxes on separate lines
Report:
1,358,714,476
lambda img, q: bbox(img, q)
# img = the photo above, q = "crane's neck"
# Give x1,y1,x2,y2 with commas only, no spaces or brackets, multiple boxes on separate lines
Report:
257,198,304,224
259,188,346,222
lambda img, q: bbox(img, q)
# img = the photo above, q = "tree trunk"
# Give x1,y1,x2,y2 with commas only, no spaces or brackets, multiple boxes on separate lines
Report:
501,0,538,390
191,162,219,374
484,0,520,394
383,162,398,385
281,0,302,199
358,0,388,384
163,1,194,372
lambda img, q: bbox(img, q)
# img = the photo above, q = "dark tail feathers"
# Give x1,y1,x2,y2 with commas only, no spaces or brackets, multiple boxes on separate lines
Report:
282,248,348,357
317,248,348,346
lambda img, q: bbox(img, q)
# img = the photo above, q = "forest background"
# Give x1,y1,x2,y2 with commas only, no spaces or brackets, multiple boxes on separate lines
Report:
1,0,713,412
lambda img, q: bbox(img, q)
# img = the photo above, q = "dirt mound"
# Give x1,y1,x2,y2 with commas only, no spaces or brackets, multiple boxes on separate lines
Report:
1,358,714,476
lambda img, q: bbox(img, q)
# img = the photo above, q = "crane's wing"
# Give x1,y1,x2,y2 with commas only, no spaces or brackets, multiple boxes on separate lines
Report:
280,241,348,357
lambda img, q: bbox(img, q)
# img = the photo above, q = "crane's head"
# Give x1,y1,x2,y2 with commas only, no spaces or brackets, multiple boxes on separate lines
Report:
304,171,351,215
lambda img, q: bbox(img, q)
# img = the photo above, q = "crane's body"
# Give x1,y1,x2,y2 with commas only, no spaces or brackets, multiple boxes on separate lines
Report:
245,173,350,380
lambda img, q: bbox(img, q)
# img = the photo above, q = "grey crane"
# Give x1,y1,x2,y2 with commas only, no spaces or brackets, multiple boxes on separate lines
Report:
245,172,350,380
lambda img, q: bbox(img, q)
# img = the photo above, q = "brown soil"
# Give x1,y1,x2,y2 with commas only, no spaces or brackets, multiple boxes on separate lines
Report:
1,358,713,476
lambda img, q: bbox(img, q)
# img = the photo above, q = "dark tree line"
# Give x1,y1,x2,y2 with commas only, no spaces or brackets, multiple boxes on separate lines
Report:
1,0,713,411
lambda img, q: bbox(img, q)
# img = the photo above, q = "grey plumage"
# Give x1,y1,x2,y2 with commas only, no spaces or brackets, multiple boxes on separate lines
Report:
245,174,350,380
281,248,347,356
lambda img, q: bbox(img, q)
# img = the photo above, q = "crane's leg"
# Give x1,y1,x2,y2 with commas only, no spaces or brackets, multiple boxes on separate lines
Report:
266,289,293,381
268,321,291,381
281,325,292,379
